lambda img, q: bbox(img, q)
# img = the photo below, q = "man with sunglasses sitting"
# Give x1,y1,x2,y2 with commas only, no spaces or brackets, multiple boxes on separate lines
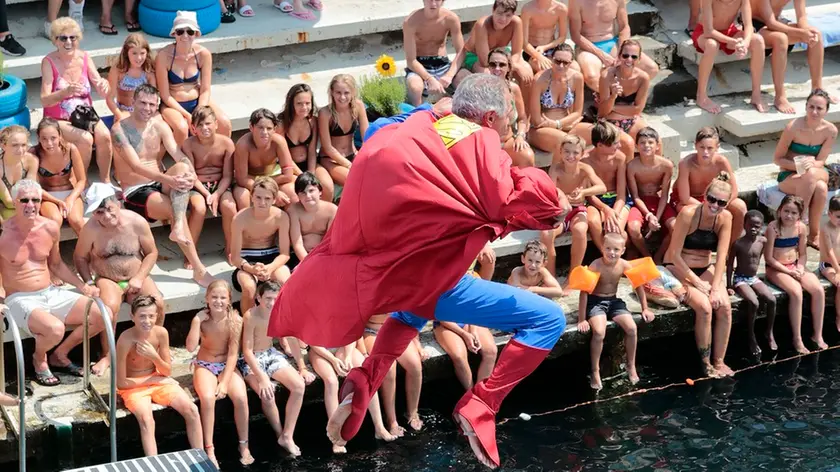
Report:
0,179,106,387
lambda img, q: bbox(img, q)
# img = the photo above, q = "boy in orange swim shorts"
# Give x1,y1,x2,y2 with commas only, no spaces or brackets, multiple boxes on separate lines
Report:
116,296,204,456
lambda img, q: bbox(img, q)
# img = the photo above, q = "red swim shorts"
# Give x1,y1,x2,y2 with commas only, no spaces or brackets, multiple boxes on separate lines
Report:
628,195,677,225
562,205,587,232
691,23,741,55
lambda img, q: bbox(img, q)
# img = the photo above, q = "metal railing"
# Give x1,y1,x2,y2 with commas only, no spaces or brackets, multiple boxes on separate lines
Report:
81,297,117,463
0,307,26,472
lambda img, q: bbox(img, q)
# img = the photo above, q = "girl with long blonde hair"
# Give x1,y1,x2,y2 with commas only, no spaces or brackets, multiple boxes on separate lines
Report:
318,74,369,187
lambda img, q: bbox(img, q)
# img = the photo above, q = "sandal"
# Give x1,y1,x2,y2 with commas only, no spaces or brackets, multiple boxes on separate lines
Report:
99,24,118,35
125,21,141,32
34,368,61,387
239,5,255,17
50,361,84,377
274,0,293,12
221,10,236,23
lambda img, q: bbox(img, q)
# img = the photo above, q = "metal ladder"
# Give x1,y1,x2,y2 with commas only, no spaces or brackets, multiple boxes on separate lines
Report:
82,298,118,463
0,307,26,472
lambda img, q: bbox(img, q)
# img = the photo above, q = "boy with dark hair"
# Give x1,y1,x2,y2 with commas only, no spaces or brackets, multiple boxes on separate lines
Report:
508,240,564,298
116,296,203,456
727,210,776,356
577,232,654,389
584,120,630,253
288,171,338,262
819,195,840,333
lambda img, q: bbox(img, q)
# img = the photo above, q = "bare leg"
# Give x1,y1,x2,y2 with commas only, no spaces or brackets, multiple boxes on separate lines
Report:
627,220,650,257
93,278,125,375
806,28,839,103
754,281,779,350
540,228,560,277
132,400,158,456
272,367,305,456
588,315,607,390
219,192,237,256
570,215,588,270
474,326,498,383
309,350,346,454
227,373,254,465
735,284,761,357
169,391,204,451
51,298,105,366
27,310,66,374
767,269,809,354
613,314,639,384
695,37,722,114
801,272,827,349
687,0,700,30
193,367,220,468
727,198,747,246
397,342,424,431
364,333,404,437
683,286,718,377
746,33,769,113
434,326,473,390
761,30,794,113
93,113,113,184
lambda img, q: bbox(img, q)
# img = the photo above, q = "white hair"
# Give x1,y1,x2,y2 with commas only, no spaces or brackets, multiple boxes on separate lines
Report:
451,74,508,123
11,179,42,199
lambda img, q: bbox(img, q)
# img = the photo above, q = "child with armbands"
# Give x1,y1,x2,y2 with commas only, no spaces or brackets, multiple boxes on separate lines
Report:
572,233,656,390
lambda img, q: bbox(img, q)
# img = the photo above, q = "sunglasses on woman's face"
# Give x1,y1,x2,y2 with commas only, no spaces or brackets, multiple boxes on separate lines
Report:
488,61,509,68
553,58,572,66
56,35,78,43
621,53,639,60
705,194,728,207
175,28,196,36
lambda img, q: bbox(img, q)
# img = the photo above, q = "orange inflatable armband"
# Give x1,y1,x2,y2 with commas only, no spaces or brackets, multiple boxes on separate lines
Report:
568,265,600,293
624,257,660,289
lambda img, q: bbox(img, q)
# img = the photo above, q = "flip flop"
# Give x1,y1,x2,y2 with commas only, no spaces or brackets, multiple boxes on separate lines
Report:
239,5,255,17
50,361,84,377
34,368,61,386
289,10,316,20
125,21,141,32
273,0,293,12
306,0,323,10
99,24,118,35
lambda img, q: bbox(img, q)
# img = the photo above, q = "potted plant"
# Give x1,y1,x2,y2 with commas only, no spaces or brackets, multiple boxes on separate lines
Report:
360,54,406,122
0,52,29,128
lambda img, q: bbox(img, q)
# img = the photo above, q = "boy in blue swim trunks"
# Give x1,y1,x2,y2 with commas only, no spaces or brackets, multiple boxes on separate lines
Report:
583,120,631,254
726,210,776,356
568,0,659,93
577,232,654,389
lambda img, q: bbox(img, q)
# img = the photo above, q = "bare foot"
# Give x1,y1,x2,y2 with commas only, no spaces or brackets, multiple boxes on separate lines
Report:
407,413,424,431
811,336,828,350
697,96,722,114
183,257,193,271
51,277,64,287
808,238,821,251
628,368,640,385
454,412,497,469
590,372,602,391
701,362,721,378
713,362,735,377
375,428,397,442
205,445,218,469
278,434,301,457
193,269,215,288
748,336,762,358
816,88,840,104
91,356,110,376
326,393,353,448
169,224,192,245
331,444,347,454
751,95,769,113
774,96,796,114
793,341,811,355
388,422,406,438
0,392,19,407
239,441,255,465
766,332,778,351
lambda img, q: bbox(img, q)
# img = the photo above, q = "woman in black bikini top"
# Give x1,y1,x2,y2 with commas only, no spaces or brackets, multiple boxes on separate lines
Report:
0,126,39,222
279,83,334,202
33,118,88,235
317,74,369,187
664,171,735,379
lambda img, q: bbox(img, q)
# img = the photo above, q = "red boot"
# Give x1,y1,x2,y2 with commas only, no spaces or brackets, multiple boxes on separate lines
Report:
453,339,550,468
338,317,419,441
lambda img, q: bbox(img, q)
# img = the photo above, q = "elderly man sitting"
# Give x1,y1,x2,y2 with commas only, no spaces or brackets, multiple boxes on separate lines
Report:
0,179,106,386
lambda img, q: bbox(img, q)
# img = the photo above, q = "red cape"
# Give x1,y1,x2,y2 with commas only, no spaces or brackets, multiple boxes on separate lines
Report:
268,111,562,347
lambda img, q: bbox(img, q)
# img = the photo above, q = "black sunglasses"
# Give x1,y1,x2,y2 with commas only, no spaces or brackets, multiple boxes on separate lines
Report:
19,198,41,204
175,28,196,36
488,61,509,68
553,58,572,66
621,53,639,60
56,35,78,43
705,194,728,207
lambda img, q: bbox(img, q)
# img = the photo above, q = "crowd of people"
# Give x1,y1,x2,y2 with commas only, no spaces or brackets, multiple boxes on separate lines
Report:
0,0,838,468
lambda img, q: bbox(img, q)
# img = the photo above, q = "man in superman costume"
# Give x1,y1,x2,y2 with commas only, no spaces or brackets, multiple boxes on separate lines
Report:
268,74,569,469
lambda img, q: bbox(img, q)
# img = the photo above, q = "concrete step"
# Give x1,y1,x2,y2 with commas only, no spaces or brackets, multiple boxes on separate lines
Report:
4,0,660,81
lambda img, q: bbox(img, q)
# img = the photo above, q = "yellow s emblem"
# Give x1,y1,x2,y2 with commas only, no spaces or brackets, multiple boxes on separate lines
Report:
433,114,481,149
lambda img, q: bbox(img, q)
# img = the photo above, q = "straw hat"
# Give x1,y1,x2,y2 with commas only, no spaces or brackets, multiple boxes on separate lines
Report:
169,10,201,37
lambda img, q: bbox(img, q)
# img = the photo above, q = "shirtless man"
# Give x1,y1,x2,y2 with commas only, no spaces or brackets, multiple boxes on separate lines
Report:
182,106,238,256
288,172,337,262
234,109,296,211
0,179,105,386
461,0,534,104
403,0,468,106
74,184,164,375
583,120,630,252
673,127,747,246
750,0,839,109
111,84,213,286
692,0,767,114
230,177,293,316
540,134,606,275
569,0,659,94
521,0,573,73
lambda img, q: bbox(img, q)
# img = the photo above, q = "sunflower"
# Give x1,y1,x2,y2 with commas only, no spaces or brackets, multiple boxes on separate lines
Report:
375,54,397,77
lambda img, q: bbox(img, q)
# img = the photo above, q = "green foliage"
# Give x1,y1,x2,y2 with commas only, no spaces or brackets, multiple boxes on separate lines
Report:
359,74,405,117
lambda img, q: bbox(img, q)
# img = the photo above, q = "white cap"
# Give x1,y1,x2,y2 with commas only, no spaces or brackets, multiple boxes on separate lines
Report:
84,182,118,216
